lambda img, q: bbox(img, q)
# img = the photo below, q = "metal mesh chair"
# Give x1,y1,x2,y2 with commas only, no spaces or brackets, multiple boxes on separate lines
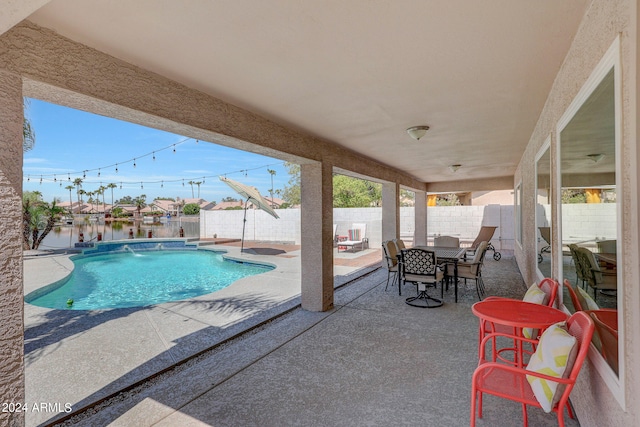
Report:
398,248,444,308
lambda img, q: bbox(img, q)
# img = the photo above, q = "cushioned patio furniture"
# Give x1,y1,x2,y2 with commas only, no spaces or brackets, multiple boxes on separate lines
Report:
382,240,400,294
538,226,551,263
576,246,617,301
398,248,444,308
457,241,488,300
338,223,368,252
471,311,594,427
467,226,501,260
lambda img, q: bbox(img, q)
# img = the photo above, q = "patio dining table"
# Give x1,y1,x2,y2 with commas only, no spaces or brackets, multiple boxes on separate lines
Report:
415,246,466,302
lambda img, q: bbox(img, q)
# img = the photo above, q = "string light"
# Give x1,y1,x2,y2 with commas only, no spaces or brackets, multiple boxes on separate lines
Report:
133,158,136,168
83,171,86,178
53,175,57,182
115,163,118,173
152,152,156,161
173,144,176,153
98,168,101,177
27,175,30,182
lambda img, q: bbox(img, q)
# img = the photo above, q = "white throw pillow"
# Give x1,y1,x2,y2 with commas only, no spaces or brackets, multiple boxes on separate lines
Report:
526,322,578,412
577,287,599,310
522,283,548,339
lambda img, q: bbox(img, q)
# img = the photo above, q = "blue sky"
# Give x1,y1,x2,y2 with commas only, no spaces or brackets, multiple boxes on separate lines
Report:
22,99,290,204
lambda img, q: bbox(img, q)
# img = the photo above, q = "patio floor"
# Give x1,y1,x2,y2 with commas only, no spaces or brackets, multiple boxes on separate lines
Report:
32,250,582,427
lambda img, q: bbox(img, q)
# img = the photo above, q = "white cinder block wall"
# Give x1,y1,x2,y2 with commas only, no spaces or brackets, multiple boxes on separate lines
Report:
200,204,609,252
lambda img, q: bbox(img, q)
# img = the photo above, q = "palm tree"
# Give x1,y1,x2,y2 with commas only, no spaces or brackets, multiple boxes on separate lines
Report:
73,178,83,208
107,183,117,216
188,181,195,198
134,194,147,218
65,185,75,214
194,181,202,198
32,201,65,249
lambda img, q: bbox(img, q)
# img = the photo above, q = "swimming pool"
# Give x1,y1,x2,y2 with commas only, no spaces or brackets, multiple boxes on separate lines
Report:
26,247,274,310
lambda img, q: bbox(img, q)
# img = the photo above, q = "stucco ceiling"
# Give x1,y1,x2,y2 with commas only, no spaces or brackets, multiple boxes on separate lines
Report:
25,0,590,186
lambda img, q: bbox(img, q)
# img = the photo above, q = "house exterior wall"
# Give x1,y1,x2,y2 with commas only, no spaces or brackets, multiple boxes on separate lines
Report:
0,70,25,426
514,0,639,424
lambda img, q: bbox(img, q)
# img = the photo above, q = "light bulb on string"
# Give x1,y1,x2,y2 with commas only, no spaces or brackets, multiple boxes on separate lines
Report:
68,174,71,181
161,181,164,188
40,176,42,184
152,152,156,161
98,168,101,177
83,171,86,179
115,164,118,173
182,179,185,186
59,182,62,187
120,182,122,189
141,182,143,189
54,175,57,182
173,144,176,153
133,159,136,168
27,175,30,182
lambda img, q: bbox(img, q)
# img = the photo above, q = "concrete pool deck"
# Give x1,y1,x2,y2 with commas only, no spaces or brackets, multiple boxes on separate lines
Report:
23,241,380,427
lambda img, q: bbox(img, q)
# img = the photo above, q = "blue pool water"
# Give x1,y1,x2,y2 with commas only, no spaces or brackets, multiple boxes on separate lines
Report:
27,250,273,310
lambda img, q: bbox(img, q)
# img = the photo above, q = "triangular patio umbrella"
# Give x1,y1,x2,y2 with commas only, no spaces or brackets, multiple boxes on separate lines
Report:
219,176,279,253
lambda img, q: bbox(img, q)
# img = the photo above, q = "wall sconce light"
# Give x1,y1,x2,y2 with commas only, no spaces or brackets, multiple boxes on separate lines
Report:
449,164,461,173
587,153,604,163
406,125,430,141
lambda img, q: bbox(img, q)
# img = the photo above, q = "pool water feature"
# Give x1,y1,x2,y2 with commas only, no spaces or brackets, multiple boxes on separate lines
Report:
26,242,274,310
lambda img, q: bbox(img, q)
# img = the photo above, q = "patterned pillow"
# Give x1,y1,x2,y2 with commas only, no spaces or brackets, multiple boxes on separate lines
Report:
526,322,578,412
522,283,548,339
348,228,361,241
577,287,599,310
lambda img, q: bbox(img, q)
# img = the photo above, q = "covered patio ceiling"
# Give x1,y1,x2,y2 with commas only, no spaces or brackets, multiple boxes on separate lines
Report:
23,0,589,187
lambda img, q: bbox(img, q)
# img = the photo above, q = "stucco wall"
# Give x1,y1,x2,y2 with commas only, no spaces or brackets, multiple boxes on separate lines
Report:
514,0,638,425
0,70,25,426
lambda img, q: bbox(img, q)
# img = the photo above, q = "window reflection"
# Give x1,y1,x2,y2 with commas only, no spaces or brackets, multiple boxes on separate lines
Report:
536,145,551,277
560,68,618,376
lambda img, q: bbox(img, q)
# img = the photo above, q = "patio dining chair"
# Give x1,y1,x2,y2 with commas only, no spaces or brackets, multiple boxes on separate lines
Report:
457,240,488,300
434,235,460,285
398,248,444,308
471,311,595,427
382,240,400,294
577,246,617,302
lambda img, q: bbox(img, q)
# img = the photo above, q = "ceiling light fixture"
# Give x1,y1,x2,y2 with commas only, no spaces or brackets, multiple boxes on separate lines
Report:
449,164,461,173
406,125,430,141
587,153,604,163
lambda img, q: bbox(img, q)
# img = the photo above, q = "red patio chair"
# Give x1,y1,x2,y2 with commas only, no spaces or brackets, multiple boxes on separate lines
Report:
471,311,595,427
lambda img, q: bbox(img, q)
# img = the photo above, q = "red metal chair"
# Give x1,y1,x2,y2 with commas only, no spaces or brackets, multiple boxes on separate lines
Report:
586,309,619,375
563,279,583,311
471,311,595,427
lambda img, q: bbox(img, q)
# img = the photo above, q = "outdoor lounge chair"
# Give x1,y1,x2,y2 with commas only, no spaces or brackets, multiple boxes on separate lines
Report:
467,226,501,261
538,226,551,263
338,223,368,252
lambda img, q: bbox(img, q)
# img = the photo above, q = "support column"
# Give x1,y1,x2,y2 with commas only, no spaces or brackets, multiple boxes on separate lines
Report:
381,182,399,242
0,70,25,426
300,162,333,311
414,191,427,246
